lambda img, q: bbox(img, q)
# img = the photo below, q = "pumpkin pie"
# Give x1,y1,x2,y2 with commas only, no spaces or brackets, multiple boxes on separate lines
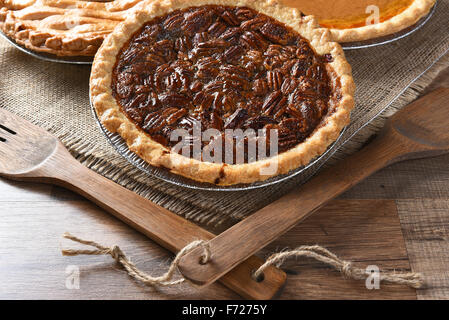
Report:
280,0,436,42
90,0,355,185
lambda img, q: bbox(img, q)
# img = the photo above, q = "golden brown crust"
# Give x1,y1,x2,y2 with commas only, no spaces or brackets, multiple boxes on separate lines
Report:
328,0,436,43
0,0,143,56
90,0,355,186
1,0,436,56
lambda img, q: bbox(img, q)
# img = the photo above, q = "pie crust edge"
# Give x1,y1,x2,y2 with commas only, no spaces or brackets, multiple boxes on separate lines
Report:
329,0,436,43
90,0,355,186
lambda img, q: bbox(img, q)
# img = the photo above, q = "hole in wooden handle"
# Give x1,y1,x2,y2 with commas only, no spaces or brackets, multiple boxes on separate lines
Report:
198,255,208,265
251,270,265,283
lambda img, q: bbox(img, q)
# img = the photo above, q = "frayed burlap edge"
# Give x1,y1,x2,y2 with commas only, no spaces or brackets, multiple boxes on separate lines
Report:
330,50,449,163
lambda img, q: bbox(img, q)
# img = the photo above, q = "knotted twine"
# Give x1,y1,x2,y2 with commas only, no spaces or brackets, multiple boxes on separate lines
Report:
253,245,424,288
61,233,424,289
62,232,210,286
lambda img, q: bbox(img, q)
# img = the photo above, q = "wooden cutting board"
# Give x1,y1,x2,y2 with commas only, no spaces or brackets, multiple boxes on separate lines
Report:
0,178,416,299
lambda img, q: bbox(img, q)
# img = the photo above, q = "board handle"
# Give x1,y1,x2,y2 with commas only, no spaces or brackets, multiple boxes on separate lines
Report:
16,143,286,300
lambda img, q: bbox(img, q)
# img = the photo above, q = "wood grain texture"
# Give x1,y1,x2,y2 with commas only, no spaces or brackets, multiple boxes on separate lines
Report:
396,199,449,300
177,89,449,286
0,188,237,299
339,154,449,199
0,179,416,299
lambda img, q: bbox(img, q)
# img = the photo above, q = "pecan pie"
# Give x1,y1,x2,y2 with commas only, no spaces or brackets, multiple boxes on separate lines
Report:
280,0,436,42
0,0,142,56
90,0,355,185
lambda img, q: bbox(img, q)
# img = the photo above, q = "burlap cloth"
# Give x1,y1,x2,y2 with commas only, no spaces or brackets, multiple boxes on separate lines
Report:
1,1,448,226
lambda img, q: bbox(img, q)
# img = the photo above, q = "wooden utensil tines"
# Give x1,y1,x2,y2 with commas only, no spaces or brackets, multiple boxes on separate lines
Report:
0,108,286,300
177,88,449,287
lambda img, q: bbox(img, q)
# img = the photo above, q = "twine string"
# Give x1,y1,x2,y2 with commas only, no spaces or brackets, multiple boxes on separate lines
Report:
62,232,210,286
62,233,423,289
253,245,423,289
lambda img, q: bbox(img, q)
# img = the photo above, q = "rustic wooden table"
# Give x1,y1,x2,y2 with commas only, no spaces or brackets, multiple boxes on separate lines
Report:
1,66,448,300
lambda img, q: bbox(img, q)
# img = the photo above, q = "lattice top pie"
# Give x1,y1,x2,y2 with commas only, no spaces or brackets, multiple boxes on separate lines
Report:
0,0,142,56
91,0,355,185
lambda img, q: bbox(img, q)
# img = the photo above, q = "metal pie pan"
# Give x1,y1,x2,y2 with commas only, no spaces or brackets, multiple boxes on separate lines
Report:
91,95,346,191
0,31,93,65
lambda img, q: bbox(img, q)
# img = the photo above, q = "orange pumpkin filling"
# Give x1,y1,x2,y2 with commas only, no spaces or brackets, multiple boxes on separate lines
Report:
280,0,414,29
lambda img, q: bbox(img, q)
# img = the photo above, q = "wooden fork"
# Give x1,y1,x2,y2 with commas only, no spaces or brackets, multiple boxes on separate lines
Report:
0,108,286,300
177,88,449,287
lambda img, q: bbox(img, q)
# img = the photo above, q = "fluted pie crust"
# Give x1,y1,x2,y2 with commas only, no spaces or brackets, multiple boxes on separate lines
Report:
329,0,436,42
90,0,355,186
280,0,436,43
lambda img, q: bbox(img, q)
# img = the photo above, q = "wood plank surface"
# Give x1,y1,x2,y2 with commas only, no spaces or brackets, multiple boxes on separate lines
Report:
396,199,449,300
340,154,449,199
0,179,415,299
0,180,238,300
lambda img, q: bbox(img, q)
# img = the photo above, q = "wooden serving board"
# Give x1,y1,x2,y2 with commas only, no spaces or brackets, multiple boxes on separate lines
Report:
0,179,416,299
